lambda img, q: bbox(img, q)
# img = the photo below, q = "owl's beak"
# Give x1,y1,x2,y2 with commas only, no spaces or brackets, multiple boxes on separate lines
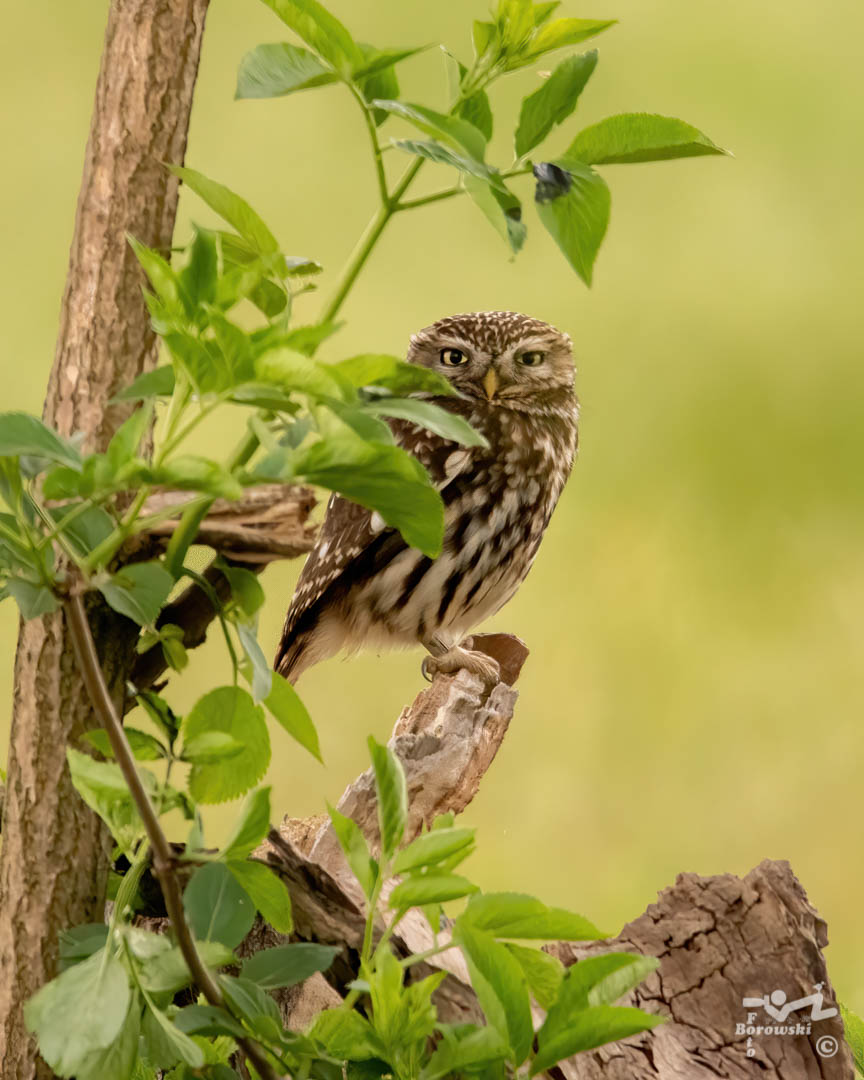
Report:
482,367,500,400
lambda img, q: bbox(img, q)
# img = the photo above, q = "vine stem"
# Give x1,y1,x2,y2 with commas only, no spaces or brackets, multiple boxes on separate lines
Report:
64,589,284,1080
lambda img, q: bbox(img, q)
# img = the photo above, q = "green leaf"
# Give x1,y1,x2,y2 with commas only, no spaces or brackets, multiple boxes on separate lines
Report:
0,412,81,467
277,319,342,356
515,50,597,157
364,398,488,447
58,923,110,970
421,1025,508,1080
295,437,444,556
48,503,115,558
258,0,362,76
544,953,658,1026
219,973,281,1025
457,922,534,1065
392,138,494,181
533,2,560,26
174,1003,248,1041
256,347,350,401
226,859,294,934
76,992,140,1080
534,159,610,286
98,560,174,626
565,112,730,164
136,690,181,746
82,726,166,761
182,686,271,803
334,353,458,397
457,89,493,142
236,41,336,99
142,1002,206,1069
169,166,279,254
114,366,175,402
473,20,498,61
392,827,475,873
241,943,338,989
182,730,245,763
236,619,273,702
222,785,272,860
264,671,322,762
532,1005,663,1074
66,747,146,851
368,736,407,860
183,861,256,948
328,803,378,898
219,563,265,617
464,175,526,253
139,940,236,992
461,892,604,940
841,1002,864,1075
106,405,153,469
180,226,218,306
389,874,478,909
5,579,58,619
519,17,615,64
372,100,487,161
24,949,131,1076
504,943,563,1010
154,455,243,499
309,1007,381,1060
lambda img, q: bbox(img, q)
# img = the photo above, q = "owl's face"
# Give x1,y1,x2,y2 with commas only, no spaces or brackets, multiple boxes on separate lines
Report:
406,311,574,407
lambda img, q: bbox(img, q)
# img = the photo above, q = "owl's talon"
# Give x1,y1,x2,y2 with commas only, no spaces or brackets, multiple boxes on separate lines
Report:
421,646,501,689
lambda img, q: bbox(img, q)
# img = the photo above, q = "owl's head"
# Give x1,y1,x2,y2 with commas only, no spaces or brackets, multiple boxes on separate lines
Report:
406,311,574,406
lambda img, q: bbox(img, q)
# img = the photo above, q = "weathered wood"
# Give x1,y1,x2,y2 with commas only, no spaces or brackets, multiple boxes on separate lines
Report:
0,2,209,1074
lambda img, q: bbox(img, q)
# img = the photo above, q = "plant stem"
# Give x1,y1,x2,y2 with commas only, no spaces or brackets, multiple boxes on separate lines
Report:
398,941,458,968
64,590,283,1080
350,84,389,205
81,486,151,573
396,186,462,210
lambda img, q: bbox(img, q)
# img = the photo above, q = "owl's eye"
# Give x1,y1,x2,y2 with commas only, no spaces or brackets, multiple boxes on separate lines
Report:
440,347,468,366
518,350,546,367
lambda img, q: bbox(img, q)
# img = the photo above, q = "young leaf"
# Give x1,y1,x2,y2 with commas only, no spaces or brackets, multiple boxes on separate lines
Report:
308,1006,381,1060
0,412,81,468
182,730,245,763
334,353,458,397
240,943,338,989
264,671,322,762
457,921,534,1065
226,859,294,934
531,1005,663,1074
460,892,604,940
181,225,219,306
392,827,476,873
182,686,271,803
183,861,256,948
420,1025,508,1080
458,90,493,142
533,159,610,286
464,175,526,254
392,138,494,182
372,100,487,161
328,803,378,898
841,1002,864,1076
257,0,363,76
222,785,272,861
128,236,184,309
515,50,598,157
504,943,564,1010
235,41,336,99
98,560,174,626
546,952,658,1021
364,398,488,447
106,404,153,468
23,949,131,1076
565,112,730,164
518,16,616,65
355,43,401,126
389,873,478,909
368,736,407,860
169,165,279,255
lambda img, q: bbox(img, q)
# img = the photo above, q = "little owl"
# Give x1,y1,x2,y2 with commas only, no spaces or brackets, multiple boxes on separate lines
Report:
274,311,578,685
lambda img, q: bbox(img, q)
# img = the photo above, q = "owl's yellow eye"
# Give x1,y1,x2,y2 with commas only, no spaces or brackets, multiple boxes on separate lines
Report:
440,347,468,366
518,350,546,367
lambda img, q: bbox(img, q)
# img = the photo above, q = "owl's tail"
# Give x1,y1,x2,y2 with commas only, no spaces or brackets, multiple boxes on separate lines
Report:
273,608,344,684
273,625,312,684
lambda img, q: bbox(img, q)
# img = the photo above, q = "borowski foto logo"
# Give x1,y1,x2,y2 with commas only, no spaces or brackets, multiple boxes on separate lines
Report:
738,983,839,1058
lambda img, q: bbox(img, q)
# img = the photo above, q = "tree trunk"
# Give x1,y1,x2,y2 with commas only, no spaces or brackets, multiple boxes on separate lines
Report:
0,2,209,1074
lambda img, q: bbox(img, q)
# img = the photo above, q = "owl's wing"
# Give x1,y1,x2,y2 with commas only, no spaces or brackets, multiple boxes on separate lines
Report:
275,419,473,668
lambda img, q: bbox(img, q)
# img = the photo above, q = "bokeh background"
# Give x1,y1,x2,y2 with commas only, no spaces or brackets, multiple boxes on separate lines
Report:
2,0,863,1008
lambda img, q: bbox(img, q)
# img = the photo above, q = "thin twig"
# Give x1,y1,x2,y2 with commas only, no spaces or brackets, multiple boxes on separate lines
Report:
64,589,284,1080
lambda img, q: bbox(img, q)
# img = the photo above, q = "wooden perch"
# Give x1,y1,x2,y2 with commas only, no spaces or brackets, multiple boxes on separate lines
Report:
247,639,853,1078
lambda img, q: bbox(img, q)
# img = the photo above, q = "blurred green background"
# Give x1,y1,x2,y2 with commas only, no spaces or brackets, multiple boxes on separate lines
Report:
2,0,863,1007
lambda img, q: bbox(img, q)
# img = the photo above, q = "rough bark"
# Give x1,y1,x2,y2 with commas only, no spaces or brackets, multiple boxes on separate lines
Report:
0,2,209,1074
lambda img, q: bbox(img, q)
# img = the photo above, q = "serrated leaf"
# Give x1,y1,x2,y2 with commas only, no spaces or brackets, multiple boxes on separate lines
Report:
154,455,243,499
222,785,272,860
170,166,279,255
5,579,58,619
389,873,478,909
421,1025,508,1080
565,112,730,164
518,16,615,65
308,1006,381,1060
182,730,245,764
256,347,350,401
373,100,487,161
66,746,146,851
226,859,293,934
265,671,322,762
392,827,475,873
464,175,526,253
504,943,563,1010
76,992,140,1080
258,0,362,76
328,803,378,897
236,41,336,99
515,50,597,157
363,398,487,447
182,686,271,803
220,973,281,1025
368,736,407,860
24,949,131,1075
392,137,494,182
98,560,174,626
82,726,166,761
139,940,236,992
532,1005,663,1074
0,412,81,467
183,862,256,948
458,89,493,142
142,1002,206,1069
180,225,218,306
174,1003,248,1040
128,236,183,311
48,503,115,558
334,353,458,397
461,892,604,940
241,943,338,989
534,159,609,286
841,1002,864,1075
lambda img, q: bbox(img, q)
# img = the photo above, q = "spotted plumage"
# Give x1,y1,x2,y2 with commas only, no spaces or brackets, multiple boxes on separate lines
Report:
274,311,579,683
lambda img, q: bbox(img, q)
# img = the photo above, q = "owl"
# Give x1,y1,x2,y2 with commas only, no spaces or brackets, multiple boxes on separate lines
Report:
274,311,579,685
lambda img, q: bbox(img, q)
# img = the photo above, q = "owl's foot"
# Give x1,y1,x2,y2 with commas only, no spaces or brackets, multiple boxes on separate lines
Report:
421,645,500,688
